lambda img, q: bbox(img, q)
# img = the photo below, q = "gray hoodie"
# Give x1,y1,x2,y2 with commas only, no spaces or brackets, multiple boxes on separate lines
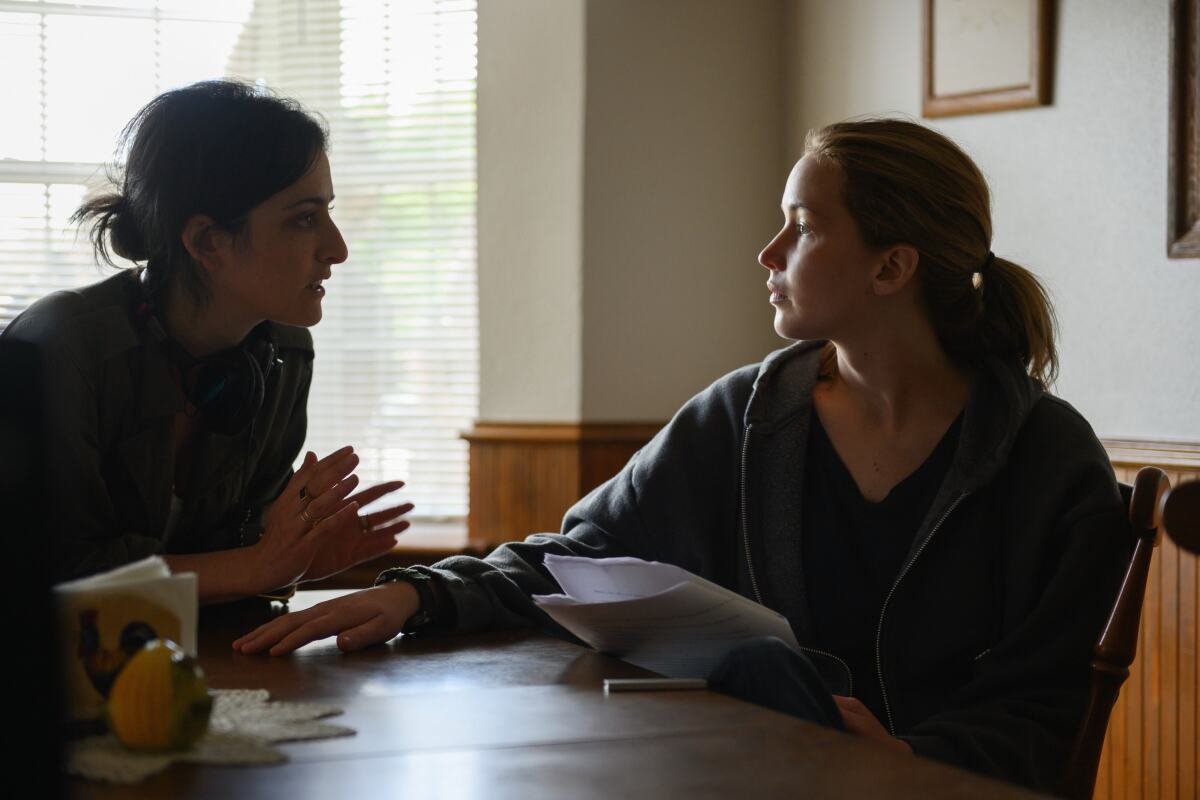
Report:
420,340,1129,790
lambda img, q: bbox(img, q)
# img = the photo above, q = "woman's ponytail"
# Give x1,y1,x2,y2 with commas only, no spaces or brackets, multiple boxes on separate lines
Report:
976,255,1058,387
72,192,149,267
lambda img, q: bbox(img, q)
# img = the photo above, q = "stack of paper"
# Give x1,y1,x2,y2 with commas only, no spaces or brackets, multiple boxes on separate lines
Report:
533,554,800,678
55,557,198,719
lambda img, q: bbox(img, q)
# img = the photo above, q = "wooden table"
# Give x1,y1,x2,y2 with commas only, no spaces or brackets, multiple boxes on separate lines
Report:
72,591,1044,799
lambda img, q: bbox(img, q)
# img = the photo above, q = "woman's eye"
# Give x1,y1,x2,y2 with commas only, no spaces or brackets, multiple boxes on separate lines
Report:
795,221,810,237
297,213,317,228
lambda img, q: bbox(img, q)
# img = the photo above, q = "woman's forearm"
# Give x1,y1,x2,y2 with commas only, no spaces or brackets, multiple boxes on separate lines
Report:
163,548,274,605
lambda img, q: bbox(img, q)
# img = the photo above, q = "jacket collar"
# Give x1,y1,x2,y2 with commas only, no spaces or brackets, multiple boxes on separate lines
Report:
739,340,1044,639
99,271,256,537
744,339,1043,493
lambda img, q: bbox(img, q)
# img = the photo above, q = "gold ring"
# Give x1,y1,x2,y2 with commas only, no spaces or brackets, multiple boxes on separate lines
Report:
300,507,317,525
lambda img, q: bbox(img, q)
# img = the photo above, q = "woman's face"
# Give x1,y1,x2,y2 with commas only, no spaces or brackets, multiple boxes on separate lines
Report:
210,151,348,328
758,154,881,341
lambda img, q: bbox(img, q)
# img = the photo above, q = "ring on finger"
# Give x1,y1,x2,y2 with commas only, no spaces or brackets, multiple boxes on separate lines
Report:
300,507,317,526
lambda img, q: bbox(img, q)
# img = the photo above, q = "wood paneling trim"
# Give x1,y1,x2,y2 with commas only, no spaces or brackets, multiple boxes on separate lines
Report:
463,422,662,444
463,421,662,552
1104,438,1200,469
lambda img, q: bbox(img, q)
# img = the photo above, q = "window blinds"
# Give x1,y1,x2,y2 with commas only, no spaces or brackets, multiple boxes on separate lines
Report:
0,0,478,519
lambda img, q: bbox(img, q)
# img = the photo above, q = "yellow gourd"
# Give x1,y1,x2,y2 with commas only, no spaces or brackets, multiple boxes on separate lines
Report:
106,639,213,751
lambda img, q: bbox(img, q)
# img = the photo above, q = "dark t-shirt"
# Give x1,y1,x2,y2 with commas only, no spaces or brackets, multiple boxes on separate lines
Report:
802,410,962,720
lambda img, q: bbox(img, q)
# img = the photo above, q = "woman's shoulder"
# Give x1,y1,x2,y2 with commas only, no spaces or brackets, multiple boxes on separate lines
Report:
1023,393,1109,458
1008,392,1123,515
669,341,823,433
2,271,139,364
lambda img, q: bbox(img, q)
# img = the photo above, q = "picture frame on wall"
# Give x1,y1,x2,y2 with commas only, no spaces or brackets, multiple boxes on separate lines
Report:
1169,0,1200,258
922,0,1053,118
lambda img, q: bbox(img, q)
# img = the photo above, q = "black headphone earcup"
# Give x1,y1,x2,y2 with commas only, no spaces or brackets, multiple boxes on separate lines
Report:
130,273,272,437
185,347,265,437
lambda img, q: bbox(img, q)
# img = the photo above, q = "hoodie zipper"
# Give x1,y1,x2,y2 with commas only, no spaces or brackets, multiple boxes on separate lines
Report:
875,491,968,735
743,422,855,696
800,646,854,696
739,423,763,605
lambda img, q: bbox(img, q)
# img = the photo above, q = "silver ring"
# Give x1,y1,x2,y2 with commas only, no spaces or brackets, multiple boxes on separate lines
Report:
300,507,317,526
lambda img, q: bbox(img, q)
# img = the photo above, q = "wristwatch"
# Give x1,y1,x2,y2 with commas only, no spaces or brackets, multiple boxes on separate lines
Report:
374,567,439,633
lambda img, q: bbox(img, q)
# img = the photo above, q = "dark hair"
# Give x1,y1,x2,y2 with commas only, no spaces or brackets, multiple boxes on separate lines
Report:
805,118,1058,387
73,80,328,307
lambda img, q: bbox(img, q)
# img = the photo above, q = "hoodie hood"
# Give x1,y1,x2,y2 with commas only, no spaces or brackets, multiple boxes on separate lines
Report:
743,339,1044,494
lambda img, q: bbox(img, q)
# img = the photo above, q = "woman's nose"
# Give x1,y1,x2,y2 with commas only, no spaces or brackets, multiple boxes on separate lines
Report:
323,220,349,265
759,230,785,271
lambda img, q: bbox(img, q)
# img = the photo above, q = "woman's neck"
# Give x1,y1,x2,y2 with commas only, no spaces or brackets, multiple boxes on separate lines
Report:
827,312,970,433
162,281,257,357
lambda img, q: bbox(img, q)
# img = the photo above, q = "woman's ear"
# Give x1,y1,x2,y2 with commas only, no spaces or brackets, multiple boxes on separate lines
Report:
871,245,920,297
180,214,230,273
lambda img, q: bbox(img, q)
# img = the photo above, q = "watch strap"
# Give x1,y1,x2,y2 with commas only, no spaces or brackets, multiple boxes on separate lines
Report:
375,567,438,633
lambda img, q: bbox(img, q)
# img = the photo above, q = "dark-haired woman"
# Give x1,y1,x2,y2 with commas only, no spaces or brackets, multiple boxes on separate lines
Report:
2,81,411,601
235,119,1128,790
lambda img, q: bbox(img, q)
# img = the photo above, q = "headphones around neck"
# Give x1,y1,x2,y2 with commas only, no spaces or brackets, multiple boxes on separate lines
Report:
131,271,280,437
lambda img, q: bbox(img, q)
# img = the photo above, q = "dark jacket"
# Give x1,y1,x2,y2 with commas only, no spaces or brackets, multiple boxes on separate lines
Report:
420,340,1129,789
1,270,313,581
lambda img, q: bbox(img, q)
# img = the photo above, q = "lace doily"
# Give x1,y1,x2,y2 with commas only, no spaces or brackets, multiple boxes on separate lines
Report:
69,689,354,784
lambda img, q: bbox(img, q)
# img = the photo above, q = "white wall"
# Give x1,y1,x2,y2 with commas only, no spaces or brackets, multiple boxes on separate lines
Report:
580,0,786,420
477,0,586,421
786,0,1200,441
479,0,785,423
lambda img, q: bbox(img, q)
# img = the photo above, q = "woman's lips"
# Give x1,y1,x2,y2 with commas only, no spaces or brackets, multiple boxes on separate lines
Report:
769,291,788,304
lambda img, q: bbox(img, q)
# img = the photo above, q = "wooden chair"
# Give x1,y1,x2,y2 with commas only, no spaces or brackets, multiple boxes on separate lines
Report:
1057,466,1170,800
1161,478,1200,555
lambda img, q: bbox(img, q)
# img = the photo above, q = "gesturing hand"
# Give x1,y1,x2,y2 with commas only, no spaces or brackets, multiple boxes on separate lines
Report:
300,479,414,583
249,446,413,592
232,582,419,655
246,446,364,592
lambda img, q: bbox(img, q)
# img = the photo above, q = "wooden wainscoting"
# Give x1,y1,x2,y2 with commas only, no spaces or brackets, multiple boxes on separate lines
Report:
1096,440,1200,800
462,421,661,551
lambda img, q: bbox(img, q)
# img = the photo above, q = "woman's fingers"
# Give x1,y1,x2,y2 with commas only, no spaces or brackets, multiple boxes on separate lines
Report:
237,585,418,657
304,474,361,521
345,480,406,508
303,447,359,499
268,612,361,656
337,612,402,652
361,501,415,531
289,445,357,506
366,519,410,539
352,532,402,562
267,597,385,655
234,606,322,653
292,446,347,488
305,501,360,541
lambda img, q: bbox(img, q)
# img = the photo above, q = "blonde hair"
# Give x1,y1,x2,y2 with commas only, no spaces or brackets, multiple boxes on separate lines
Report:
804,118,1058,387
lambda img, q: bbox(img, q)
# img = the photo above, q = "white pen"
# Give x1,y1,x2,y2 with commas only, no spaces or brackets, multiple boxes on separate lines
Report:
603,678,709,693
